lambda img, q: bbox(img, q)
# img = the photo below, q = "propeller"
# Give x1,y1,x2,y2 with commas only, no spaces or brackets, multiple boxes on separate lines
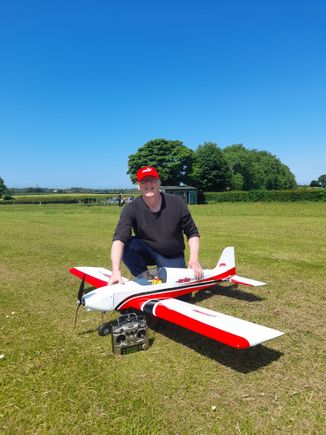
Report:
74,275,85,329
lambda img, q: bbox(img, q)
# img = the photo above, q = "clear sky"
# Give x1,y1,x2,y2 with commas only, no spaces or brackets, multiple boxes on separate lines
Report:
1,0,325,188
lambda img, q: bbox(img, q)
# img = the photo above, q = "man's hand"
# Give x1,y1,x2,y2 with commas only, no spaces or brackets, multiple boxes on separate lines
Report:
188,236,202,279
109,240,125,285
188,258,203,280
108,270,124,285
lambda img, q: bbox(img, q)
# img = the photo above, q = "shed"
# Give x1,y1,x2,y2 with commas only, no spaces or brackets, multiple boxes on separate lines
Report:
160,185,198,204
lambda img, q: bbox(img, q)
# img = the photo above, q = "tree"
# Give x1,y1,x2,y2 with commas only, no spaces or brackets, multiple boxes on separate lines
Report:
222,144,297,190
317,174,326,188
254,150,296,189
310,175,326,187
222,144,261,190
127,138,194,185
191,142,231,191
0,177,8,198
231,173,245,190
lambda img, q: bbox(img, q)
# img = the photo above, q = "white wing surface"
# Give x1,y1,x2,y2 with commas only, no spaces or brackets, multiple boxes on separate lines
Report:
141,298,283,349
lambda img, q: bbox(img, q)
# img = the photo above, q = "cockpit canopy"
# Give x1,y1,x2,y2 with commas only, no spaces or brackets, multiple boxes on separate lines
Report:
133,267,167,286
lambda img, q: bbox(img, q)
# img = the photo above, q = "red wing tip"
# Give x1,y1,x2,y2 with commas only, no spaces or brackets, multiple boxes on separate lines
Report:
234,341,251,349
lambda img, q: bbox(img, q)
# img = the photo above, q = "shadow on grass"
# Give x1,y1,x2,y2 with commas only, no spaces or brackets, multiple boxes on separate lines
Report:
78,327,99,335
77,317,282,371
151,320,283,373
193,283,264,304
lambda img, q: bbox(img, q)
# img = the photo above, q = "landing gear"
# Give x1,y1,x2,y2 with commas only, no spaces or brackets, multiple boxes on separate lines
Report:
98,322,112,336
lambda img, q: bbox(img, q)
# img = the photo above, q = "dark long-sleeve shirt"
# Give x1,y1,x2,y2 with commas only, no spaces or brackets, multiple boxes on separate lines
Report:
112,193,199,257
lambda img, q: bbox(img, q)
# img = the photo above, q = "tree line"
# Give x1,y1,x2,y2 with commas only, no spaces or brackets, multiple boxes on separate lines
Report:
127,139,298,191
1,139,325,197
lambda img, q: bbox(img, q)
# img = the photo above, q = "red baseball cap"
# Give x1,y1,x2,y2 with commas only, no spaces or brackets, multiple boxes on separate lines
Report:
136,166,160,182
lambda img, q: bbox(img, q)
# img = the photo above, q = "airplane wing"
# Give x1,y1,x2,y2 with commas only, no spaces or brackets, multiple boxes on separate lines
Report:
138,298,283,349
70,266,114,288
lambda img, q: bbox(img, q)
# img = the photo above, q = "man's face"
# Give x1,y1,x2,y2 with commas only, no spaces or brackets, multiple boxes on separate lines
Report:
138,177,160,198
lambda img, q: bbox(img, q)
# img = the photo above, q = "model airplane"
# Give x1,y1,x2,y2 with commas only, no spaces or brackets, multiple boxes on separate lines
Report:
70,247,283,349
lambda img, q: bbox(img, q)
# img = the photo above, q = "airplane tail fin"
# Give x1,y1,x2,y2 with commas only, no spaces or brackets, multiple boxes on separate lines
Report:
216,246,236,271
215,247,265,287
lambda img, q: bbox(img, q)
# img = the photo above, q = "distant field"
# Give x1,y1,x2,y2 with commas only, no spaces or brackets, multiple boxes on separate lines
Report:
2,187,325,204
1,203,325,434
2,193,125,204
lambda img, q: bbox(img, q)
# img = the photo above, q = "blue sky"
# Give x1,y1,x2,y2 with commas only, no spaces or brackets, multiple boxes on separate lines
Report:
1,0,325,188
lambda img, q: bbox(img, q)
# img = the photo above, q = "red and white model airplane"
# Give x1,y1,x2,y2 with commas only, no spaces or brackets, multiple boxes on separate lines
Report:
70,247,283,349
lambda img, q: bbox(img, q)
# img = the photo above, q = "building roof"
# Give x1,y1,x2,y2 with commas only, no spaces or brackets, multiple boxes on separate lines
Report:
160,185,197,191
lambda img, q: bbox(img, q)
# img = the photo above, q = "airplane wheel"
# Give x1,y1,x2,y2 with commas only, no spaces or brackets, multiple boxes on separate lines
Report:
98,323,112,336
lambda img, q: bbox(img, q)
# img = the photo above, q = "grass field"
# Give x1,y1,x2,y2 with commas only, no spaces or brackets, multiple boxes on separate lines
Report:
1,203,325,434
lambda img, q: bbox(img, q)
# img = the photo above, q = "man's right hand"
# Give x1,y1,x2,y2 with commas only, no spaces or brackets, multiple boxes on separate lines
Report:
108,270,124,285
109,240,125,285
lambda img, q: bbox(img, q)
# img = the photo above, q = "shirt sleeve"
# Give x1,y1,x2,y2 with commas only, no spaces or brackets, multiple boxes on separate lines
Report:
180,199,200,239
112,204,134,244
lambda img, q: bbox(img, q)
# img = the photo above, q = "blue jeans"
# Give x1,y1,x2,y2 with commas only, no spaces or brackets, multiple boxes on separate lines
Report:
123,237,186,276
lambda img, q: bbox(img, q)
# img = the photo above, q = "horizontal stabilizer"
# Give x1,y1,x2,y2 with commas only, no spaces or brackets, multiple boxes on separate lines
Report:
229,275,266,287
141,298,283,349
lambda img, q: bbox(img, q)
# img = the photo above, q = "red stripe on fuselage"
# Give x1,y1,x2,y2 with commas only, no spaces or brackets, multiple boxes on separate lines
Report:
117,281,218,311
155,303,250,349
117,267,236,311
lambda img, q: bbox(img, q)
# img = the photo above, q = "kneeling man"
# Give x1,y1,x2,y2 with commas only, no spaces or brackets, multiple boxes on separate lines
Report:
108,166,202,285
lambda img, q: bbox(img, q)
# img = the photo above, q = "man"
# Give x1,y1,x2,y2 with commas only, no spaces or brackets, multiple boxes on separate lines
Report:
108,166,202,285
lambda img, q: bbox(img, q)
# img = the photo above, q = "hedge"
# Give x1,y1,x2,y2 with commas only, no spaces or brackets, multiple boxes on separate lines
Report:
203,189,326,203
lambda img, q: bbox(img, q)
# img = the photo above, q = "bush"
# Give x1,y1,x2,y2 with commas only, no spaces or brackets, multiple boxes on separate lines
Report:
3,194,14,201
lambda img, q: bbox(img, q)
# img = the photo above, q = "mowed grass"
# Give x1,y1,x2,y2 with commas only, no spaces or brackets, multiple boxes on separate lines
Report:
0,203,325,434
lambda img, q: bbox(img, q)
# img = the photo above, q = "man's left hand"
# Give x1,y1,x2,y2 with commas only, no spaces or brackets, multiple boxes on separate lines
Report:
188,259,203,280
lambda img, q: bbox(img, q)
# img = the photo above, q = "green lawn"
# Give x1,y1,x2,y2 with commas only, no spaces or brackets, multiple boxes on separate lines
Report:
1,203,325,434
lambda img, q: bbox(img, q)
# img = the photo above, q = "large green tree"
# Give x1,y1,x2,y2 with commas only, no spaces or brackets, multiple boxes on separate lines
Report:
127,138,194,185
255,150,297,189
191,142,231,191
222,144,296,190
222,144,260,190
